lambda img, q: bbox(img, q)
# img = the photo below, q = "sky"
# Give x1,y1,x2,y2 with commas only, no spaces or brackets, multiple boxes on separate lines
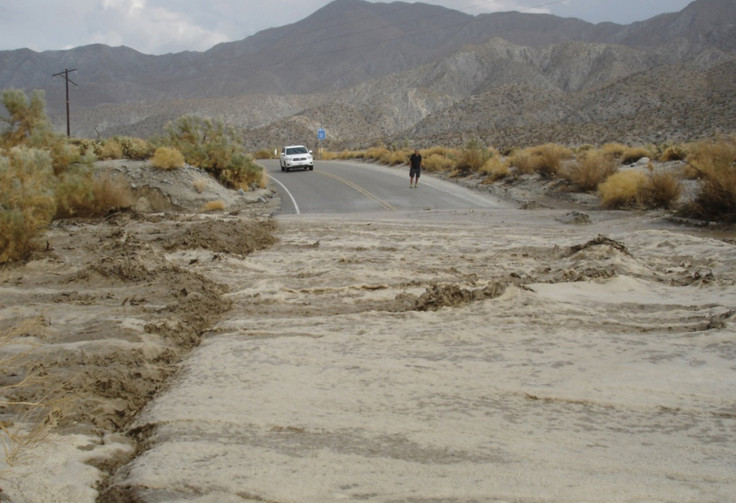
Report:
0,0,695,55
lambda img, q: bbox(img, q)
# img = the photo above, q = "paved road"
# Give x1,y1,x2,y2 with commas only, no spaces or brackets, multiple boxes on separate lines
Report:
259,159,503,214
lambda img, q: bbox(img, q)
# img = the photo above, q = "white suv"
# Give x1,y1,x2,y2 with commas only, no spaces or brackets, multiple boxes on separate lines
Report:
280,145,314,172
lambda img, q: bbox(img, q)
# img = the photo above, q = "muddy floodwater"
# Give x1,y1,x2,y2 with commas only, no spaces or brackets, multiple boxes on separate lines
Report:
91,207,736,502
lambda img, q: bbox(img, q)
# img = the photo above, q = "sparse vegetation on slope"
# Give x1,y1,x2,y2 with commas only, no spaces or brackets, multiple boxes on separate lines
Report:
159,115,264,190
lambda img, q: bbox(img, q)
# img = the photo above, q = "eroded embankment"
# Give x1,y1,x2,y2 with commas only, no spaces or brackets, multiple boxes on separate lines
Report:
0,210,278,499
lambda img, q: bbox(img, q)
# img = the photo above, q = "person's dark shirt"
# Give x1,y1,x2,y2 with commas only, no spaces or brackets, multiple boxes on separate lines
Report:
410,153,422,170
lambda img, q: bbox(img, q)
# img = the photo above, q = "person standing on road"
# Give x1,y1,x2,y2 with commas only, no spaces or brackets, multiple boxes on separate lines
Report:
409,149,422,188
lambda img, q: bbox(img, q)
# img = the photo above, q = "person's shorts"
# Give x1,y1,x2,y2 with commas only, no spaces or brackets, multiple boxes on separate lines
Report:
410,167,421,178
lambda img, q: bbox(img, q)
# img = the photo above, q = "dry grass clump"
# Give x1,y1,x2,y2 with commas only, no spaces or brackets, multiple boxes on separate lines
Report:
642,169,682,209
601,143,652,164
478,155,510,182
683,138,736,221
621,146,652,164
89,172,134,214
510,143,573,178
563,150,618,191
422,146,454,158
54,168,134,218
53,165,94,218
659,143,688,162
100,139,123,160
423,153,454,172
452,147,491,177
598,170,649,209
363,146,409,166
0,320,62,464
193,178,208,193
151,146,185,170
601,142,628,159
202,200,226,212
598,167,682,210
115,136,153,160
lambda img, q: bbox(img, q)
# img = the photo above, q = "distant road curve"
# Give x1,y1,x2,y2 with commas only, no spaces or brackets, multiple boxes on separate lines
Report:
259,159,503,215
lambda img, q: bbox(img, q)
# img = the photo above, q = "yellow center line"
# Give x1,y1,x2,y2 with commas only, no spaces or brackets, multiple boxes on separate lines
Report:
317,170,396,211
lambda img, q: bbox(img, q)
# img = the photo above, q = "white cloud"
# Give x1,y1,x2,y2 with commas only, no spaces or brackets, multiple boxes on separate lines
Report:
89,0,230,53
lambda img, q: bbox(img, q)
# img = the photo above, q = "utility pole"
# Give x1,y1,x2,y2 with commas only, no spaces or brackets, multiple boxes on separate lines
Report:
52,68,78,137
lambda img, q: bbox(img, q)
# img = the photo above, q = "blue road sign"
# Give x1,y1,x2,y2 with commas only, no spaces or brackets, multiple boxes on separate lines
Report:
318,128,325,140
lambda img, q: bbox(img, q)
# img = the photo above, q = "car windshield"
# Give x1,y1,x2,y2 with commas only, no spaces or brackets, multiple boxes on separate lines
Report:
286,147,308,155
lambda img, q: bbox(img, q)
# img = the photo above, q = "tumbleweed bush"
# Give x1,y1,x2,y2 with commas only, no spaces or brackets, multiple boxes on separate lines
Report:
643,170,682,209
564,149,618,191
151,146,185,170
598,169,648,209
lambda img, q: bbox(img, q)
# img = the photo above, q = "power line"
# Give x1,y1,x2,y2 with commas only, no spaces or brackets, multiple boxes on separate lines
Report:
52,68,77,137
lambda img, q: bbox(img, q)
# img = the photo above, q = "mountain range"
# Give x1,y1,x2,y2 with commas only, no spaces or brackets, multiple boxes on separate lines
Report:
1,0,734,150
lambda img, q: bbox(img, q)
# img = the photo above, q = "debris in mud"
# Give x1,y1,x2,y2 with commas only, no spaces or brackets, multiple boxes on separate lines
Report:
161,219,278,255
395,282,507,312
568,235,629,256
557,211,591,225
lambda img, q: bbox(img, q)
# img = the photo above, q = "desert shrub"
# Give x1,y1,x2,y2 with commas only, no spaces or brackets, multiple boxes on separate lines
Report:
161,115,263,189
363,146,389,163
683,138,736,221
53,163,94,218
342,149,365,159
478,155,510,181
54,165,134,218
423,153,454,172
363,146,409,165
217,151,264,189
601,142,628,159
100,139,123,160
532,143,573,178
422,146,454,158
114,136,153,160
74,138,103,158
659,144,688,162
451,139,494,177
453,148,488,176
1,89,53,148
621,146,652,164
1,89,76,175
151,146,185,170
510,143,572,178
90,172,133,215
202,200,226,212
598,169,648,209
384,149,410,166
563,150,618,191
509,149,541,174
0,147,57,262
643,170,682,209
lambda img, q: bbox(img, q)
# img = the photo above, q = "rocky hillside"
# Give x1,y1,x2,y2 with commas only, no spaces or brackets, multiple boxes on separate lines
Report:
0,0,734,149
